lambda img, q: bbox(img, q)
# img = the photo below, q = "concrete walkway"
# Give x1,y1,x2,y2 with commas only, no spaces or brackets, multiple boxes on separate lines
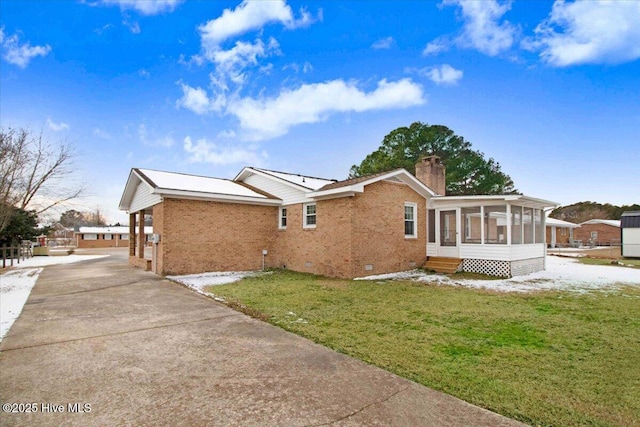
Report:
0,250,525,426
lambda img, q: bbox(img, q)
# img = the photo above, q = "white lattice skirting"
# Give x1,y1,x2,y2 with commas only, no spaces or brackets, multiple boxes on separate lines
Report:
461,257,544,278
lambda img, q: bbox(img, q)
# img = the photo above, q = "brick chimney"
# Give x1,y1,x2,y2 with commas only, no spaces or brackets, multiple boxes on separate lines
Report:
415,156,446,195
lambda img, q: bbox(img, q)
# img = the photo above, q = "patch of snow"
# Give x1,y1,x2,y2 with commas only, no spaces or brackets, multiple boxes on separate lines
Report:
356,256,640,293
4,254,108,269
0,268,42,340
167,271,266,296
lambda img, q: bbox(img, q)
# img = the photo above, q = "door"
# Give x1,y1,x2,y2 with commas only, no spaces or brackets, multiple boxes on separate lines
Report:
438,209,459,257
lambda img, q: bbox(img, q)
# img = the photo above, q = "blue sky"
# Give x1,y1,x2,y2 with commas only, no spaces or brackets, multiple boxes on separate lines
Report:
1,0,638,224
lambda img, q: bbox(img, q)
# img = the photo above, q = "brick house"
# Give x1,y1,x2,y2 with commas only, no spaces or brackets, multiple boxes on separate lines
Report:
545,217,579,248
574,219,621,246
75,226,152,249
119,157,557,278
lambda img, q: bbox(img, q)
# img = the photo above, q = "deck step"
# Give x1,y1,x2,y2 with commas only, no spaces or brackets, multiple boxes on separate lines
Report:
423,257,462,274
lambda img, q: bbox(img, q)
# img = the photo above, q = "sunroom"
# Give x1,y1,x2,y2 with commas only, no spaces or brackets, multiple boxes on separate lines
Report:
427,195,558,277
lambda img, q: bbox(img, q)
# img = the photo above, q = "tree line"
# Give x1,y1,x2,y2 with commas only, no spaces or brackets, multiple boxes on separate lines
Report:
550,202,640,224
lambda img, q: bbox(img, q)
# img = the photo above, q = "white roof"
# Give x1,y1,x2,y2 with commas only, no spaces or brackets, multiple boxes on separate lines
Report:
545,218,579,228
140,169,268,199
249,168,336,191
431,194,558,209
580,219,621,227
77,226,153,234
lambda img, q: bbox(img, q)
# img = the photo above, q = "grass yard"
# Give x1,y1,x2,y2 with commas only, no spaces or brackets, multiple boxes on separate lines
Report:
578,257,640,268
207,270,640,427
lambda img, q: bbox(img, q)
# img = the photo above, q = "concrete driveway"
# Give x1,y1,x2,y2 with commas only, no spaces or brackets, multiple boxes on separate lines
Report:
0,249,524,426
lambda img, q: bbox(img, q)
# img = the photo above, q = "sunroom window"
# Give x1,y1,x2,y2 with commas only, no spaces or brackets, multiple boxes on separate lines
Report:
461,207,481,243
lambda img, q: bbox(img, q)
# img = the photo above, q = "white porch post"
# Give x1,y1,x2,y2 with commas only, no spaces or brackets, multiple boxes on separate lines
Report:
480,206,485,244
506,204,512,245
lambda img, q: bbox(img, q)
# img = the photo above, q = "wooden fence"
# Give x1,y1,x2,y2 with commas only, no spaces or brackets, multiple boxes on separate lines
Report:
1,242,33,269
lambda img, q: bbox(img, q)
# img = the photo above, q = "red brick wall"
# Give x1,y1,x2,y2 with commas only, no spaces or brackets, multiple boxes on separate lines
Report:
351,181,426,277
271,197,354,278
76,234,129,248
272,181,427,278
574,223,620,245
157,198,277,275
146,181,428,278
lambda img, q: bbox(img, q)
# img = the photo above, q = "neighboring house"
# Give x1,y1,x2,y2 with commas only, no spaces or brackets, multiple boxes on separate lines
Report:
47,223,75,246
574,219,621,247
75,226,152,249
545,217,579,248
621,211,640,258
119,156,557,278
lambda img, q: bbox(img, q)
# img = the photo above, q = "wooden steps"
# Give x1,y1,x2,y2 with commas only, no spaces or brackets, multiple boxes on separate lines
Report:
423,257,462,274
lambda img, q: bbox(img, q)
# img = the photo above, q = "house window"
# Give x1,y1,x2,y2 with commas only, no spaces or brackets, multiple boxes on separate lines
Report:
404,203,417,238
120,234,129,240
279,207,287,229
591,231,598,241
83,233,97,240
104,234,112,240
303,203,316,228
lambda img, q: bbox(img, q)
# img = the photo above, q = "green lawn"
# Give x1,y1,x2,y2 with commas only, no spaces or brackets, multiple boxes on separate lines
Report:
206,271,640,427
578,257,640,268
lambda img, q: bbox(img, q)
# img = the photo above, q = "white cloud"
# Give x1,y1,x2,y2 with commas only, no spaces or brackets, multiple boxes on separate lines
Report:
46,118,69,131
209,38,279,85
176,82,224,115
422,37,450,56
525,0,640,67
443,0,517,56
100,0,184,15
372,36,395,50
183,136,267,165
423,64,463,85
227,78,425,141
198,0,314,51
283,61,313,74
1,28,51,68
123,19,141,34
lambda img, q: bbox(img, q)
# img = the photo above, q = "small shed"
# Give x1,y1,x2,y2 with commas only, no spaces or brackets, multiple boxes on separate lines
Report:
621,211,640,258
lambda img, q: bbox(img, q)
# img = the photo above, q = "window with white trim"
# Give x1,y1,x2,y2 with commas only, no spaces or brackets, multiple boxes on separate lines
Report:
404,202,417,238
303,203,316,228
120,234,129,240
279,207,287,229
104,233,112,240
83,233,97,240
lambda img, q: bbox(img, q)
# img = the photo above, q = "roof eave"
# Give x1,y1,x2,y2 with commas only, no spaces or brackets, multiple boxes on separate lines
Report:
118,169,145,211
158,189,281,206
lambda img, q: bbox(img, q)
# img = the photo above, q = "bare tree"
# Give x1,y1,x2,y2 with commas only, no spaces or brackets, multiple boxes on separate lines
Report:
0,127,84,234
